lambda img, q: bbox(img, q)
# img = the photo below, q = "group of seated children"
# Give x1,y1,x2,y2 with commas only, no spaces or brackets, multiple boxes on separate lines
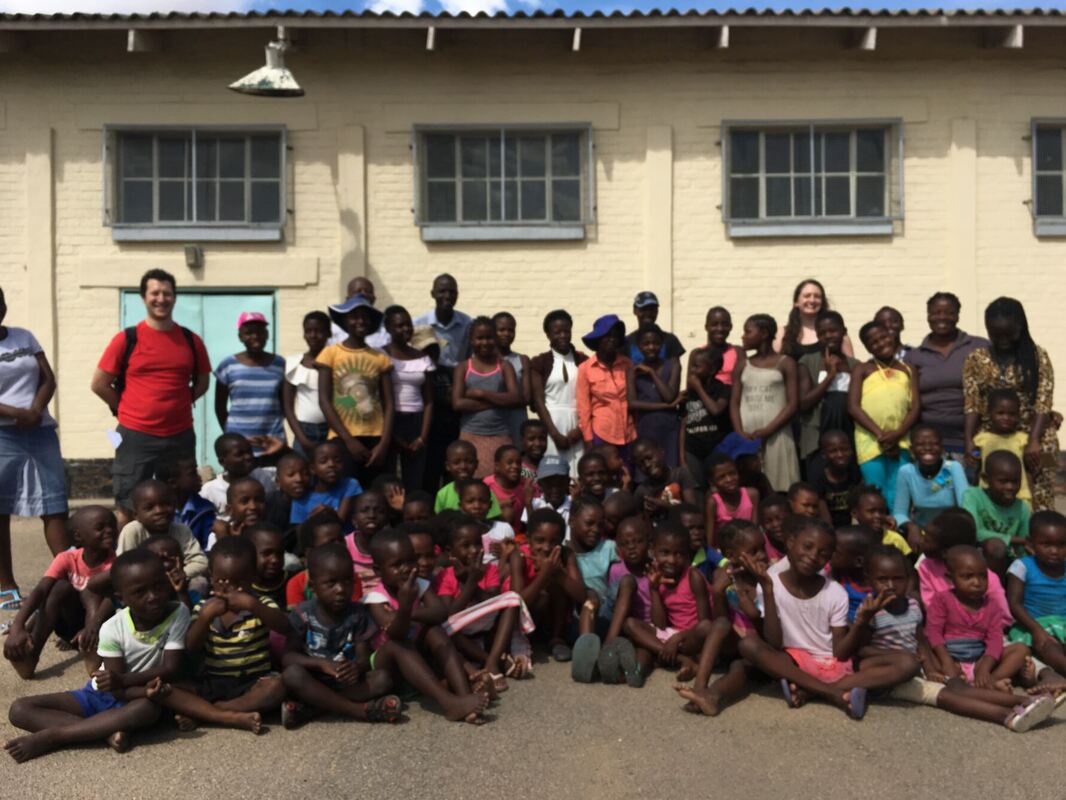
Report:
4,422,1066,764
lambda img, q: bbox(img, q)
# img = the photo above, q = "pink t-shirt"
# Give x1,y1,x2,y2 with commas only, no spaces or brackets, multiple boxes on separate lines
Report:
712,488,755,530
917,558,1011,629
44,548,115,592
925,589,1004,661
344,532,381,595
658,567,707,631
770,571,849,658
484,475,532,532
608,561,651,623
432,563,501,597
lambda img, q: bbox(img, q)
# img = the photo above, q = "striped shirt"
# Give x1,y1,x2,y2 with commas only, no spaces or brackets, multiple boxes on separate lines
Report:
192,595,277,679
869,596,923,654
214,354,286,445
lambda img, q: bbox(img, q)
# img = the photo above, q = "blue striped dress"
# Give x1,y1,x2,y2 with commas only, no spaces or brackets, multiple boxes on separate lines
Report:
215,354,287,445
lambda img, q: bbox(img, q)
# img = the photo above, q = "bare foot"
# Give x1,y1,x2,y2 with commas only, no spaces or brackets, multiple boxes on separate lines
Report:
1020,657,1037,686
675,685,722,717
106,731,129,753
784,682,809,709
5,731,58,763
174,714,197,732
994,678,1014,694
441,692,490,723
229,711,263,734
676,664,697,683
468,671,498,701
54,638,74,652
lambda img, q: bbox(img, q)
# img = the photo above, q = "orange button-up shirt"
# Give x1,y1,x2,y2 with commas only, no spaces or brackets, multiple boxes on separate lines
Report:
576,355,636,446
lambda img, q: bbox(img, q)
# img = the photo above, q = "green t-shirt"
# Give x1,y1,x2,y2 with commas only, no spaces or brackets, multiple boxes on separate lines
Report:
434,481,501,519
962,486,1030,546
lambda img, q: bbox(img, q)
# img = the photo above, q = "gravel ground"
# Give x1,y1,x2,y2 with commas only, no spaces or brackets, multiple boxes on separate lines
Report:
1,510,1064,799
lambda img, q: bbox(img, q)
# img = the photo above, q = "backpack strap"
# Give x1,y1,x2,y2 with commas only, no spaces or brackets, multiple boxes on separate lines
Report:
178,325,199,388
111,326,139,402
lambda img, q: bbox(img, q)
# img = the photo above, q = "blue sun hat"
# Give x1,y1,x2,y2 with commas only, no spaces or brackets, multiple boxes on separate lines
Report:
329,293,383,331
581,314,626,351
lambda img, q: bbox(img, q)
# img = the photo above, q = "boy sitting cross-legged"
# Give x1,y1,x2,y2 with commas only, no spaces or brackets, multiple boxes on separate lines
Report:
5,550,190,763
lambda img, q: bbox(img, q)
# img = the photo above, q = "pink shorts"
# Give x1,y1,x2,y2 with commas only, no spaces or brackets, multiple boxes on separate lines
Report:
656,626,681,643
785,648,854,683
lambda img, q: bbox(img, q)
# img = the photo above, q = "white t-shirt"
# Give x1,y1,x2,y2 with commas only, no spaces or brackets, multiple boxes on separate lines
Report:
482,521,516,564
95,604,190,677
521,496,572,542
770,571,848,657
390,355,435,413
200,467,277,521
0,327,55,427
284,354,326,425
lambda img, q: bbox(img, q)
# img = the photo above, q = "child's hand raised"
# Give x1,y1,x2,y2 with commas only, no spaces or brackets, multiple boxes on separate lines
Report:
498,539,517,562
647,563,666,588
854,590,895,625
397,570,420,609
737,552,771,589
384,484,405,512
164,559,187,595
711,566,733,596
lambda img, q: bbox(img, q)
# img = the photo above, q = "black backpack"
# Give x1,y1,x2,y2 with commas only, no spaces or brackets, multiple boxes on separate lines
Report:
111,325,200,412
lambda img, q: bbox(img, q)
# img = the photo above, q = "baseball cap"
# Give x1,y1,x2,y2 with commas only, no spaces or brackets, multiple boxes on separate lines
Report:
537,455,569,480
633,291,660,308
237,311,268,329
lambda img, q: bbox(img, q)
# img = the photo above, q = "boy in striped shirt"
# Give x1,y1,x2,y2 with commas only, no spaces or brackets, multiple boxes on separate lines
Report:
148,536,289,731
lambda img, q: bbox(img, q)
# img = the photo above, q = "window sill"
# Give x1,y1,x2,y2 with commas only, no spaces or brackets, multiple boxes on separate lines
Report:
111,226,283,243
727,220,894,238
420,225,586,243
1034,219,1066,237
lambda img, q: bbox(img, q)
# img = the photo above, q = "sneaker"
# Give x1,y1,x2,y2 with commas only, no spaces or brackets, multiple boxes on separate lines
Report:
571,633,601,683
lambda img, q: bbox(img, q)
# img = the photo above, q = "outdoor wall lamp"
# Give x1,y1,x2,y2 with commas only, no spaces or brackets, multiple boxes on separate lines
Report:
229,26,304,97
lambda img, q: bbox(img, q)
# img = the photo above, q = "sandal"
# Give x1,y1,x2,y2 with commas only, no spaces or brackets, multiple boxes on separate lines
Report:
365,694,403,724
1007,695,1054,732
0,588,22,611
550,641,572,662
503,653,531,680
281,701,306,730
846,687,868,721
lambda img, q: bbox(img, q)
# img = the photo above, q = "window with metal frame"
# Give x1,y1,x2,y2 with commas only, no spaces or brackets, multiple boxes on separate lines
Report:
1032,121,1066,235
722,121,902,237
104,127,286,241
414,126,594,241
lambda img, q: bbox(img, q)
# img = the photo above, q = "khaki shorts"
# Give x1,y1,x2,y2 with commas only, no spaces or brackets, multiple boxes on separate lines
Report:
889,677,944,707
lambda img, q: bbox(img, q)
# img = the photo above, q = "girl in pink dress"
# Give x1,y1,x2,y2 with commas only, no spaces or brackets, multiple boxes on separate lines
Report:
703,453,760,549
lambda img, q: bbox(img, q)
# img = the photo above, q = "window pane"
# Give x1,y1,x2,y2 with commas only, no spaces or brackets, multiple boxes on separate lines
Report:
856,129,885,173
825,176,850,215
730,177,758,219
1036,175,1063,217
520,180,546,220
158,181,185,221
219,182,244,221
793,133,811,173
553,179,581,222
489,180,502,221
488,138,502,179
460,138,488,179
503,180,518,221
520,138,546,178
158,137,187,179
426,135,456,179
552,134,581,177
730,131,758,175
251,182,280,223
196,181,216,222
856,176,885,217
766,176,791,217
824,132,850,173
251,136,280,179
794,177,812,216
219,139,246,179
121,136,153,179
195,138,217,179
121,180,152,222
765,134,791,174
1036,128,1062,172
426,182,455,222
504,138,517,178
461,180,488,221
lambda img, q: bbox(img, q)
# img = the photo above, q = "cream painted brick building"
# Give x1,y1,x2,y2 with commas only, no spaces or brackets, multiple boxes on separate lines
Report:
0,9,1064,467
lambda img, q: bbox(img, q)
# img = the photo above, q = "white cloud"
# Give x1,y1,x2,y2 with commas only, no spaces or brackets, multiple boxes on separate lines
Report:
367,0,425,13
437,0,508,14
0,0,248,11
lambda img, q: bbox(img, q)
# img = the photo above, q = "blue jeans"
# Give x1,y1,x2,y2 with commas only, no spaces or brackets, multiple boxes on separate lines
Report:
293,421,331,459
859,449,912,511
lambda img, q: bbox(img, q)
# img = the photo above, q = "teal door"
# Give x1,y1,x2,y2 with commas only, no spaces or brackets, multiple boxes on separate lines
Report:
120,291,277,470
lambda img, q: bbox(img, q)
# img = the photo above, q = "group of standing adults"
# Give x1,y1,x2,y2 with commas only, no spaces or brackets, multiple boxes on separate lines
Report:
0,269,1057,606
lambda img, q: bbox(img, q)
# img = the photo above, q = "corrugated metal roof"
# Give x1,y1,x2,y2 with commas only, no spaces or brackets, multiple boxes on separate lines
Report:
3,7,1065,29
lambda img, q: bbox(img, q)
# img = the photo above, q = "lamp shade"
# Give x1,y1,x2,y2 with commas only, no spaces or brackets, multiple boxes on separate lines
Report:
229,41,303,97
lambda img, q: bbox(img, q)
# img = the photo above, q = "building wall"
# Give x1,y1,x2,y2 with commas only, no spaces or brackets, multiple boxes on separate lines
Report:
0,26,1064,459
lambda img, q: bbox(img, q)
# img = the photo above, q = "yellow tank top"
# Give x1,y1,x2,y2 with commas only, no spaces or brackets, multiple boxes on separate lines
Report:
854,362,913,465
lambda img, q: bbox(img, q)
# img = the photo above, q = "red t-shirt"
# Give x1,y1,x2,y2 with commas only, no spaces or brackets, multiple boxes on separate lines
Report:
44,548,115,592
98,321,211,437
432,563,501,597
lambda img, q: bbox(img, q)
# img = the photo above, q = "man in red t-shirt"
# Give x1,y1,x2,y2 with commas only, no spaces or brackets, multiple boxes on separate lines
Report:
91,269,211,509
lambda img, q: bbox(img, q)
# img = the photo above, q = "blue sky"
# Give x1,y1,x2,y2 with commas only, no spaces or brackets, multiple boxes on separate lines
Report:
0,0,1056,17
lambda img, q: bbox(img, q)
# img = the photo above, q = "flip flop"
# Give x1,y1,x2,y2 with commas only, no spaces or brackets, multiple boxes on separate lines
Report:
571,633,601,683
780,678,796,708
597,640,623,684
847,687,869,721
0,589,22,611
551,642,572,662
615,638,644,688
1008,695,1055,733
